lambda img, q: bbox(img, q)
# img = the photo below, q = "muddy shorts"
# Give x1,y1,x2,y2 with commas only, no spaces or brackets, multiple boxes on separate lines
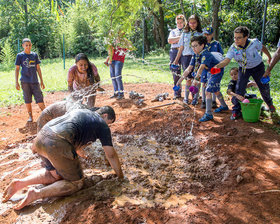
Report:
35,127,83,181
21,82,44,104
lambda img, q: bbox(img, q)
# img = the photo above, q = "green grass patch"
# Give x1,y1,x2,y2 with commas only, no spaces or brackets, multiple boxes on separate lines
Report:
0,54,279,114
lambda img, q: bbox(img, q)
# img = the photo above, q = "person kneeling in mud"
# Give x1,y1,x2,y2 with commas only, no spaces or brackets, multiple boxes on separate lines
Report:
2,106,124,210
36,97,99,132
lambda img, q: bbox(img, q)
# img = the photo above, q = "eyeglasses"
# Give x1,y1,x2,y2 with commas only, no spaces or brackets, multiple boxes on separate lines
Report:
234,36,244,40
191,44,199,48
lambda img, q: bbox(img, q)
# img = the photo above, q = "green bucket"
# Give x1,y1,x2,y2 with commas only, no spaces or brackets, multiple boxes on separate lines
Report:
240,98,263,122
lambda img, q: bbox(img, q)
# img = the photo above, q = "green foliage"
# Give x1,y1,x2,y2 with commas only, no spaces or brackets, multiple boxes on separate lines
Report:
0,39,16,69
0,0,279,60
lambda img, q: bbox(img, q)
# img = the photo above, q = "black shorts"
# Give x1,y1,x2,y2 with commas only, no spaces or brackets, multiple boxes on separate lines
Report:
21,82,44,104
34,128,83,181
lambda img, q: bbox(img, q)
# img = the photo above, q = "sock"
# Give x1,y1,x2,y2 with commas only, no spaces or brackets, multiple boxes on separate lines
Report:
202,87,206,102
185,85,190,101
216,92,227,107
212,93,216,102
206,98,212,115
195,83,201,101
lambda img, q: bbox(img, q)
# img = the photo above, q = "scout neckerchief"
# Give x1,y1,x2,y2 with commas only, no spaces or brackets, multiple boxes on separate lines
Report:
206,39,215,51
193,48,206,73
234,39,252,73
189,30,198,47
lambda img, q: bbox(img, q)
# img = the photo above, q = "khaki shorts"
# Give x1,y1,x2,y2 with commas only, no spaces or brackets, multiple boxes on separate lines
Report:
34,128,83,181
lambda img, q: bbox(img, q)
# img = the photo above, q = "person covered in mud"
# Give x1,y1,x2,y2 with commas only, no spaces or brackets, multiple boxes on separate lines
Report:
2,106,124,210
36,96,99,132
68,53,101,107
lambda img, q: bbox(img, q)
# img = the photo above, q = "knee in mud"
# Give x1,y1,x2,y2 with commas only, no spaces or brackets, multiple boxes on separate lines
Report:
72,178,84,190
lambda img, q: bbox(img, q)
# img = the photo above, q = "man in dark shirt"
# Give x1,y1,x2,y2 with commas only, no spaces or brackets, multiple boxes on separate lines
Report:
2,106,124,210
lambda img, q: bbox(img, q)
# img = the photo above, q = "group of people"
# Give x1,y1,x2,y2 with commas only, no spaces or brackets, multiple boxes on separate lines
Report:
3,15,279,210
168,14,279,122
4,37,126,210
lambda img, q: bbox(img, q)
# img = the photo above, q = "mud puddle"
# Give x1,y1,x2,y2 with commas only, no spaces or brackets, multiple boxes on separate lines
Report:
0,133,231,223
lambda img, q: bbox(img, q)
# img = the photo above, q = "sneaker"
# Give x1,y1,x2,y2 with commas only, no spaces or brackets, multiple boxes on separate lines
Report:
199,113,214,122
117,94,124,100
230,112,241,120
27,112,33,122
214,106,229,113
201,101,206,109
261,105,269,112
173,95,182,100
269,105,276,113
212,101,218,108
183,99,189,104
191,99,198,105
110,93,118,99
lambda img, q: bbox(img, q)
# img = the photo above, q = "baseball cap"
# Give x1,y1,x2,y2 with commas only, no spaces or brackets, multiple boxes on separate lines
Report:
203,27,213,35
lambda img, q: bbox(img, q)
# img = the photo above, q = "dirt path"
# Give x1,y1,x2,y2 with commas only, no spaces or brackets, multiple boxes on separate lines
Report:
0,83,280,224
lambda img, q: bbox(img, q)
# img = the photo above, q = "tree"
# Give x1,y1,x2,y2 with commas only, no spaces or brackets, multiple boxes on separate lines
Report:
212,0,222,40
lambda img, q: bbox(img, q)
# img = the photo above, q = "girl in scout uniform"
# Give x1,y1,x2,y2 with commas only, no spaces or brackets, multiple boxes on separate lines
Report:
173,14,202,104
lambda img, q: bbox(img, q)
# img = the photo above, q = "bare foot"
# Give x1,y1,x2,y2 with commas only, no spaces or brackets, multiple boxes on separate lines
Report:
2,180,21,203
14,187,38,210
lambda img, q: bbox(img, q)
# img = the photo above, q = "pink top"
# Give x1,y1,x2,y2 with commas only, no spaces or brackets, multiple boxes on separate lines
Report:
68,63,100,91
112,47,127,63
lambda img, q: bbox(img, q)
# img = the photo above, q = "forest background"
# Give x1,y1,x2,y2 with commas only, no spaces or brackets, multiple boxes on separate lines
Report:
0,0,279,64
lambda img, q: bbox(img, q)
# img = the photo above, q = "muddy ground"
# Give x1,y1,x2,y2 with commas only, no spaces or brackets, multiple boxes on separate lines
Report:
0,83,280,224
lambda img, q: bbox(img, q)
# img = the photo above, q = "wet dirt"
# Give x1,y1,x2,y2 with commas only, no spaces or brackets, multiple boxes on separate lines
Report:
0,83,280,224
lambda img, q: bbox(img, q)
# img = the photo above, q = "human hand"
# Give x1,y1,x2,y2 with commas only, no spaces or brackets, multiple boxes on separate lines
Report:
41,82,45,89
104,61,109,66
263,70,270,78
236,94,245,102
16,82,20,90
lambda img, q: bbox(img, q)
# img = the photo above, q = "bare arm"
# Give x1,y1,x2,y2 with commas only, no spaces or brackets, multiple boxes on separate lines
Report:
176,65,194,86
108,45,114,64
15,65,20,90
264,47,280,77
168,36,181,44
37,64,45,89
261,45,272,64
227,89,245,101
173,46,184,64
215,58,231,69
194,64,206,80
103,146,124,179
67,68,74,92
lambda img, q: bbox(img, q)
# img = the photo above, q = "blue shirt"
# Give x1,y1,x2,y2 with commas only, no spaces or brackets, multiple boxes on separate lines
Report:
178,31,202,56
15,51,41,83
205,40,224,54
226,38,263,69
168,28,184,49
190,50,224,73
277,38,280,48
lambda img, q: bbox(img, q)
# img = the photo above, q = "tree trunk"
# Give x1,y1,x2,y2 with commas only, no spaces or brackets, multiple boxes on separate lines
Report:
179,0,187,21
23,0,28,34
143,18,150,52
157,0,165,48
212,0,221,40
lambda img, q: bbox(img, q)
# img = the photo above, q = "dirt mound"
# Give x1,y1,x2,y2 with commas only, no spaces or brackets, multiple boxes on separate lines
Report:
0,83,280,224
